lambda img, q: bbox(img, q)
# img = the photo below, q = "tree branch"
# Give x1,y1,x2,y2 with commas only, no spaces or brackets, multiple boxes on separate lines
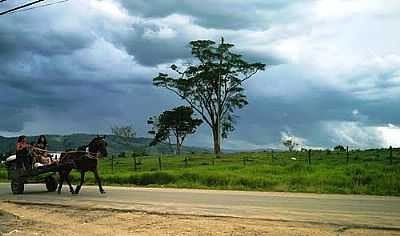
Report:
162,85,213,128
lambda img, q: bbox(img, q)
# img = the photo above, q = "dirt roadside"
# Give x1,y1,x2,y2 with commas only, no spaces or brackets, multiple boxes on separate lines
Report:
0,202,399,236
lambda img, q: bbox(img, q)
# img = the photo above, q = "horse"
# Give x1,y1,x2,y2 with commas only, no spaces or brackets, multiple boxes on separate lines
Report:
57,136,108,194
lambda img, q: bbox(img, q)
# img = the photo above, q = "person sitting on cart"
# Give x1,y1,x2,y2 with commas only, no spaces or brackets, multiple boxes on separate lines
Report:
35,135,48,150
32,135,56,168
16,135,32,170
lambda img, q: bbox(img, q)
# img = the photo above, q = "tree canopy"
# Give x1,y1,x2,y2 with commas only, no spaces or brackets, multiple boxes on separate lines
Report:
282,138,298,152
334,145,346,152
148,106,202,155
153,38,265,155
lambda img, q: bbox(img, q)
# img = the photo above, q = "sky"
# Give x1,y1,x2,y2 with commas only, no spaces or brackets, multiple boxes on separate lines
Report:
0,0,400,150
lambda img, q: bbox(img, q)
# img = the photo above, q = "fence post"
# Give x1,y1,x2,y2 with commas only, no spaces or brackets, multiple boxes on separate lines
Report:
133,155,137,172
390,146,393,165
158,156,162,170
243,157,247,166
346,146,349,164
308,149,311,165
271,150,274,163
111,155,114,174
185,156,188,168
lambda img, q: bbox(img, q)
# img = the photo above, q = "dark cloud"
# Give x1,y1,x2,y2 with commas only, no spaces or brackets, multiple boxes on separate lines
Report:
0,73,160,133
112,24,284,67
116,26,191,66
0,18,93,60
223,77,400,148
93,0,293,67
228,90,352,147
0,107,30,132
0,0,398,149
118,0,295,30
0,31,154,133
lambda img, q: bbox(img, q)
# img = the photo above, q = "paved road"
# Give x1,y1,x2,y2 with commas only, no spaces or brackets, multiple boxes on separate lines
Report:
0,183,399,229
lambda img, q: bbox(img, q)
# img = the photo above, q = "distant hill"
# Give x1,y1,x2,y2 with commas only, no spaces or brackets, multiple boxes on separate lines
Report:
0,134,210,156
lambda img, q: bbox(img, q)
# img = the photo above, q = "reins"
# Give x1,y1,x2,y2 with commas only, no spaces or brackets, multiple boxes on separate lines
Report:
32,147,100,159
30,136,106,163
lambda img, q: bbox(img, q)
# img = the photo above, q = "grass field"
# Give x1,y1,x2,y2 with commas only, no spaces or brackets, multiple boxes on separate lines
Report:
1,149,399,196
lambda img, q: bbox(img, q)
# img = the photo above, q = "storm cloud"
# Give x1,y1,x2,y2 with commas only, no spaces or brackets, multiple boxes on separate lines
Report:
0,0,400,150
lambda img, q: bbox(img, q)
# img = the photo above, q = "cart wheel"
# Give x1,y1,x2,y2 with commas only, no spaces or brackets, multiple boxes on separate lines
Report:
46,176,57,192
11,180,24,194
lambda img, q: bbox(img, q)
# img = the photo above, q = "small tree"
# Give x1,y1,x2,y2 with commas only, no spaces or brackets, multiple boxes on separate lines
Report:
282,138,298,152
111,125,136,153
118,152,126,158
148,106,202,155
153,38,265,156
148,116,173,153
334,145,346,152
111,125,136,141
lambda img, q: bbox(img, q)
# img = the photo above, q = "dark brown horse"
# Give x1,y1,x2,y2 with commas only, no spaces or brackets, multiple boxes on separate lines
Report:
57,136,108,194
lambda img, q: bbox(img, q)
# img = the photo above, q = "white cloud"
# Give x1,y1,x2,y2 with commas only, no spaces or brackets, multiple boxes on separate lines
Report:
229,0,400,107
89,0,130,20
376,124,400,147
311,0,395,21
323,121,400,148
71,38,154,79
280,131,306,150
223,139,279,151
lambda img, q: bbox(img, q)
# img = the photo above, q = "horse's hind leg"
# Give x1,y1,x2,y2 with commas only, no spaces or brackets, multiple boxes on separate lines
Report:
65,169,74,194
74,171,85,194
57,171,64,194
93,170,105,194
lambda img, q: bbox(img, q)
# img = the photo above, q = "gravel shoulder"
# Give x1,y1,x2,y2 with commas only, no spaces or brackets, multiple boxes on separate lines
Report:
1,202,400,236
1,184,400,235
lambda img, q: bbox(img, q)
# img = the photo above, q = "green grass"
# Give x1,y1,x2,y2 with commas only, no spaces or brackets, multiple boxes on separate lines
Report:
1,149,400,196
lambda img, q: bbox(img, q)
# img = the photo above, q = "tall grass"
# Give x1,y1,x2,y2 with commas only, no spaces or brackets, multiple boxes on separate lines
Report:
1,149,400,195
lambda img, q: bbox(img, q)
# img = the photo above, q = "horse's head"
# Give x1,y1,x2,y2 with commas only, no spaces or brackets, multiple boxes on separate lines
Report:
88,136,108,157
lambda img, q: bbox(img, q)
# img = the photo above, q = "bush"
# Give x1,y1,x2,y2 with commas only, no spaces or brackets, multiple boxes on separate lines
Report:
334,145,346,152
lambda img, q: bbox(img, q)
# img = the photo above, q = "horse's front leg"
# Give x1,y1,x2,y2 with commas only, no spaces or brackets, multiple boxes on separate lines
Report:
74,171,85,194
64,169,74,194
57,171,64,194
93,169,105,194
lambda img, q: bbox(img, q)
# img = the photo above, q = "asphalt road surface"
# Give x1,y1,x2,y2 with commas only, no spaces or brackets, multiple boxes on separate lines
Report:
0,183,399,230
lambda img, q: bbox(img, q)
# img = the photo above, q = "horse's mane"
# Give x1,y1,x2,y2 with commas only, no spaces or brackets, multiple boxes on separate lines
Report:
77,145,88,151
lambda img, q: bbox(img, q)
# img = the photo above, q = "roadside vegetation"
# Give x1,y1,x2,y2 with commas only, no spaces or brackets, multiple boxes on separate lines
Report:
86,149,400,196
3,149,397,196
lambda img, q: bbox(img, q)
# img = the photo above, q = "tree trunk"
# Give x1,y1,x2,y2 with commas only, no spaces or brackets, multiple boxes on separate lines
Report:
212,127,221,157
167,136,173,154
176,136,181,155
214,37,223,158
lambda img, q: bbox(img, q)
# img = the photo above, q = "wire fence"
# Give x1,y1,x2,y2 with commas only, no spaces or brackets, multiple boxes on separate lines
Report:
100,146,399,174
1,146,399,195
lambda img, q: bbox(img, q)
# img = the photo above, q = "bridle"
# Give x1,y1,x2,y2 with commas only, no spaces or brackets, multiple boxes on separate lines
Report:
87,138,107,158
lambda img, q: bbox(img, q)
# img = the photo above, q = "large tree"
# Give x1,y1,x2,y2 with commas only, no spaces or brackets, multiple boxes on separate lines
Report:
153,38,265,155
148,106,202,155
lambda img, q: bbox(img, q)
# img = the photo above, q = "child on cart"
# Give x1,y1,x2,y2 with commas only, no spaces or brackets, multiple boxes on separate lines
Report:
32,135,57,168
